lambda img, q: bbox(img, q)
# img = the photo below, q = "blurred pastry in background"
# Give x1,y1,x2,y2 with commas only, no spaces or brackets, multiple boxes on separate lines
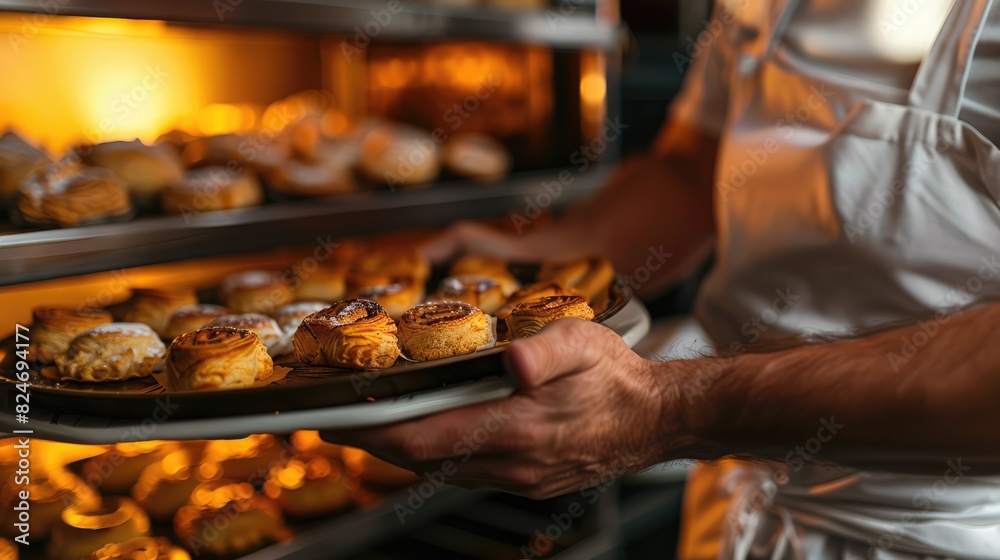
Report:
162,304,230,341
174,480,288,557
132,449,211,523
164,328,273,391
347,274,425,321
183,132,291,176
83,536,190,560
16,163,132,228
112,288,199,337
289,430,342,459
358,123,441,188
54,323,167,383
204,313,284,356
220,270,294,314
294,264,347,302
435,275,506,315
0,538,16,560
449,255,519,295
399,302,492,361
79,139,185,200
0,469,99,540
272,302,330,338
81,441,178,494
267,148,356,198
201,434,285,482
442,133,511,181
505,295,595,338
353,246,431,284
155,129,200,154
263,453,357,519
0,131,50,203
162,167,263,215
538,257,615,304
29,306,113,364
47,497,151,560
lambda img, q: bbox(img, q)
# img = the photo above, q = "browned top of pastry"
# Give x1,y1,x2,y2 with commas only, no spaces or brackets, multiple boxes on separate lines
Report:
449,256,509,276
82,537,181,560
496,282,573,319
437,275,500,299
32,306,112,331
400,301,481,327
221,270,287,293
303,299,393,328
510,295,595,320
171,326,259,350
17,163,131,227
127,288,198,306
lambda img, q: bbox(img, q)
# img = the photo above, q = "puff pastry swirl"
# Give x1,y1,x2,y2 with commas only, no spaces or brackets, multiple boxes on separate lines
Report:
164,327,273,391
293,300,400,370
30,306,113,363
505,295,595,339
399,302,491,362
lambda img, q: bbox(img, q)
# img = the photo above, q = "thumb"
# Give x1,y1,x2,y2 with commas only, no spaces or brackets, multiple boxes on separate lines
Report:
504,319,606,389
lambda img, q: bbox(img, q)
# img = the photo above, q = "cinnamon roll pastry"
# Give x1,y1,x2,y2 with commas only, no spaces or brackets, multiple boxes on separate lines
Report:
272,302,329,337
293,300,400,370
358,123,441,187
17,163,132,228
220,270,294,314
54,323,167,382
114,288,199,337
495,282,576,321
83,537,190,560
441,133,511,181
348,277,424,321
263,453,357,519
449,256,519,295
353,246,431,283
505,295,595,339
205,313,284,355
164,327,273,391
0,131,49,201
537,257,615,304
161,166,263,214
399,302,491,361
0,469,99,540
162,304,229,340
47,497,151,560
435,275,506,315
296,264,347,302
29,306,113,363
79,139,185,198
174,481,288,557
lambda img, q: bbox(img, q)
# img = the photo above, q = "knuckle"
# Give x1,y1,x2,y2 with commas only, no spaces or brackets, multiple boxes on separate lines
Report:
507,465,545,487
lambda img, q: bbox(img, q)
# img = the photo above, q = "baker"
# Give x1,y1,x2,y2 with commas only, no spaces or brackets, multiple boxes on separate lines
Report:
326,1,1000,557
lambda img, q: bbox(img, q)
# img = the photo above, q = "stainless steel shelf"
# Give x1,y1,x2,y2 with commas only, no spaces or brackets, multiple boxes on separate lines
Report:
0,167,613,286
0,0,623,50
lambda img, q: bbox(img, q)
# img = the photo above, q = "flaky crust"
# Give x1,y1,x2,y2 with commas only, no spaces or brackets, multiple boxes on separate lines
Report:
505,295,595,339
29,307,112,363
204,314,284,355
496,282,575,320
220,271,294,314
0,131,49,199
117,288,199,337
17,163,132,228
162,304,229,340
162,167,263,214
538,257,615,303
54,323,166,382
293,300,400,370
435,275,506,315
81,140,185,197
399,302,491,361
164,327,273,391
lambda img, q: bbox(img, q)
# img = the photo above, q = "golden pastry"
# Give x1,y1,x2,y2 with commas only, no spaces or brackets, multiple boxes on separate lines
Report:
538,257,615,304
47,497,150,560
113,288,199,337
505,295,595,338
132,449,211,523
263,453,357,519
80,139,185,198
183,132,291,176
272,302,330,337
81,441,178,495
17,163,132,228
204,313,284,355
28,306,112,363
0,469,99,540
348,277,424,321
220,270,294,314
435,275,506,315
201,434,285,483
162,166,263,214
174,480,288,557
164,328,273,392
0,131,49,201
449,255,519,295
54,323,166,382
267,149,356,197
293,300,400,370
495,281,576,321
83,536,189,560
353,246,431,283
399,302,491,361
358,123,441,187
162,304,229,340
154,129,199,152
441,133,510,181
295,264,346,302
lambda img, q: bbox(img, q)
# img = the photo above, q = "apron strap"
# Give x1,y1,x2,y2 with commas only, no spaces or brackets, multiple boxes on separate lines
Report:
909,0,995,116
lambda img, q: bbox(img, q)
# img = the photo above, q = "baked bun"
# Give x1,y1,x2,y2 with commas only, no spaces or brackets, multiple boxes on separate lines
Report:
162,304,229,340
267,149,356,197
17,163,132,228
201,434,284,482
131,450,209,523
82,441,178,495
0,131,49,201
496,281,575,321
204,313,284,355
505,295,595,338
54,323,166,382
358,123,440,187
29,306,113,363
220,270,294,314
272,302,329,337
83,536,189,560
353,247,431,283
174,480,287,557
442,133,510,181
154,129,199,152
293,300,400,369
114,288,199,337
47,497,151,560
435,275,506,315
80,140,185,198
162,167,263,214
538,257,615,304
183,133,290,176
295,265,346,302
348,277,424,321
164,327,273,391
263,453,356,519
449,256,519,295
399,302,491,361
0,469,99,540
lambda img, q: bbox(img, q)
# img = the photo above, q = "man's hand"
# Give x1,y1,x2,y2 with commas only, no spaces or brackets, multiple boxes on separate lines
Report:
323,319,687,499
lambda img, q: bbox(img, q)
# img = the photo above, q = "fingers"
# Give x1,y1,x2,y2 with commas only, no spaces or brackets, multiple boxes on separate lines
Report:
505,319,612,389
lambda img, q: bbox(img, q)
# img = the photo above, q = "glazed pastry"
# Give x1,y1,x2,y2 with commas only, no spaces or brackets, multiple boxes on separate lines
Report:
293,300,400,370
162,167,263,214
174,480,288,557
449,255,519,295
114,288,198,337
82,441,178,495
132,450,210,522
435,275,507,315
505,295,595,338
341,447,418,487
295,265,346,302
162,304,229,340
353,247,430,283
204,313,285,355
164,328,273,391
201,434,285,482
54,323,166,382
17,163,132,228
495,281,576,321
398,302,492,361
348,277,424,321
47,497,150,560
80,139,185,198
0,131,49,201
29,306,112,363
0,469,99,540
220,270,294,314
263,453,357,519
83,537,190,560
358,123,441,187
538,257,615,304
441,133,511,181
272,302,329,337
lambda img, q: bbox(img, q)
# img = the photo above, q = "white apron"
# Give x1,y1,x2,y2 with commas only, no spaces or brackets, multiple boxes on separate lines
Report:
657,1,1000,558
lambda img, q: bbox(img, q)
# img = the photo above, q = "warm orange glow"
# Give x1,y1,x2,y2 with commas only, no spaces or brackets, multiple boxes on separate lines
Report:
197,103,257,136
580,73,607,106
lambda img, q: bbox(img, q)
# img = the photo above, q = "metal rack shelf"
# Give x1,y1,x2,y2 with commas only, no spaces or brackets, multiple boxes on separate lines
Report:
0,0,623,50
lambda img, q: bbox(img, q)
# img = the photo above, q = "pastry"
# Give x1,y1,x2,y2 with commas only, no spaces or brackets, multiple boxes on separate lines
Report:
263,453,357,519
341,447,418,487
47,497,150,560
0,538,16,560
162,304,229,340
17,163,132,228
358,123,441,187
441,133,511,181
54,323,166,382
289,430,342,459
538,257,615,303
132,449,211,522
506,295,595,338
183,133,291,176
272,302,329,337
295,265,347,302
164,327,273,391
347,276,424,321
83,537,189,560
28,306,113,363
174,480,288,557
267,148,356,197
220,270,294,314
495,281,576,321
161,166,263,214
201,434,285,482
0,469,100,540
81,441,178,495
293,300,400,370
79,139,185,198
113,288,199,337
155,129,200,152
449,256,519,295
399,302,492,361
353,246,431,283
435,275,506,315
0,131,49,201
204,313,285,355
